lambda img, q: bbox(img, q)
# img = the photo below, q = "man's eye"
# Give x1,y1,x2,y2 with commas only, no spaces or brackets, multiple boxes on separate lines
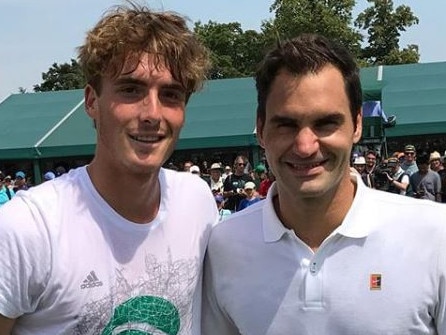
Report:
119,86,139,94
161,89,186,103
277,122,296,129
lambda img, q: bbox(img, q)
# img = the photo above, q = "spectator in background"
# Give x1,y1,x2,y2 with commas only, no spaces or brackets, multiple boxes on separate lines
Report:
43,171,56,182
410,152,442,202
430,151,443,172
0,172,15,206
13,171,29,192
190,165,211,186
222,165,232,182
237,181,261,211
55,165,67,177
258,169,275,199
209,163,224,194
362,100,396,127
215,194,231,221
429,151,446,203
365,150,377,175
353,156,373,188
3,175,13,191
252,164,267,189
401,144,419,176
384,157,410,196
222,155,253,212
183,160,193,172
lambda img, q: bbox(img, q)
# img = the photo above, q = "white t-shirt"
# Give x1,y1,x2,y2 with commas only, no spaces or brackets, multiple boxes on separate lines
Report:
202,174,446,335
0,166,218,335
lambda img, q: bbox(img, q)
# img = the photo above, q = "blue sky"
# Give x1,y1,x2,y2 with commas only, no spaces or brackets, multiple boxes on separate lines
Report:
1,0,445,101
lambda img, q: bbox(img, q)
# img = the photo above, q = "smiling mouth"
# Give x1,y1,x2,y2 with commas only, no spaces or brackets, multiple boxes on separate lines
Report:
287,161,325,171
129,135,162,143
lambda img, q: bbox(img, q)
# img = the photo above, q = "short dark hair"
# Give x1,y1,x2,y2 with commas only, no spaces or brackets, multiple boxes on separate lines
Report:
366,150,377,157
255,33,362,129
416,152,430,165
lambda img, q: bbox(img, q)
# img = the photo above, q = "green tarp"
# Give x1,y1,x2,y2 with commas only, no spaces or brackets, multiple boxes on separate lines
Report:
1,62,446,161
382,62,446,137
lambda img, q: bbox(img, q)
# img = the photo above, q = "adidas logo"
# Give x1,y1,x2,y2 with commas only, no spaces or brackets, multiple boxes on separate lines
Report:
80,271,103,289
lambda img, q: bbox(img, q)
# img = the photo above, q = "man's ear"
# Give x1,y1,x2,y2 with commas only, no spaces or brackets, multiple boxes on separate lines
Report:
353,108,362,144
84,84,98,120
256,118,265,149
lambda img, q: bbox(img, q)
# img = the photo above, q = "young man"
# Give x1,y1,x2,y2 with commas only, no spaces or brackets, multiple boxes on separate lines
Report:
0,4,217,334
202,34,446,334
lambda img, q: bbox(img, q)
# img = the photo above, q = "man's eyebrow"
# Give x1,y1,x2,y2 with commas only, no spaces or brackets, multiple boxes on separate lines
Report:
113,77,186,91
114,77,146,86
269,115,297,124
269,112,346,124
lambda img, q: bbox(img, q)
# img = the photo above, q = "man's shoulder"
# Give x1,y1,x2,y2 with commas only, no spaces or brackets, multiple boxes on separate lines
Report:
212,200,264,238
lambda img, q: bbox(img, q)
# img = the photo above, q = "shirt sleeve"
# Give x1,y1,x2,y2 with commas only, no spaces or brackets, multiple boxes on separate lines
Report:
202,247,241,335
434,224,446,334
0,195,51,318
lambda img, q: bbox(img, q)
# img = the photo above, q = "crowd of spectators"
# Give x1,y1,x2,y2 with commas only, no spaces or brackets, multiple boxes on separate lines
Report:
165,155,276,218
352,144,446,202
0,167,67,207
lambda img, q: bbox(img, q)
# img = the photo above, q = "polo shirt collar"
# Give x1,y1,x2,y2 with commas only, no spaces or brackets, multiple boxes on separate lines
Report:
262,173,373,243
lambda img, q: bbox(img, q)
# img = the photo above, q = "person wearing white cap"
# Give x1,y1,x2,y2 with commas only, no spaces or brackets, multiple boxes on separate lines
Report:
237,181,261,211
429,151,446,203
352,156,373,188
189,165,201,174
222,165,232,182
209,163,224,194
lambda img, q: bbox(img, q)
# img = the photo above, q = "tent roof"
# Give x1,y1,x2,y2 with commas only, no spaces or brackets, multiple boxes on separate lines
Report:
176,77,258,150
1,62,446,160
360,66,383,101
0,90,85,159
382,62,446,137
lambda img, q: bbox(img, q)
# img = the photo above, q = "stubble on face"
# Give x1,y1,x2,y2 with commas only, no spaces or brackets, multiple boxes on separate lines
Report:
258,66,361,203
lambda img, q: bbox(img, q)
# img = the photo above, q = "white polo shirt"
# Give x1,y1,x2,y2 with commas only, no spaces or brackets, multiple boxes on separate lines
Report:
202,174,446,335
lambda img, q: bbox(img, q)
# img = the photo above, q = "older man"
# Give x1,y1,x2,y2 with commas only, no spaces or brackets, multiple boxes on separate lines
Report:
202,33,446,335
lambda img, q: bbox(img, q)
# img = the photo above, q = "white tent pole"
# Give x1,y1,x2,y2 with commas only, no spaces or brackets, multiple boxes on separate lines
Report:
34,99,84,148
377,65,383,81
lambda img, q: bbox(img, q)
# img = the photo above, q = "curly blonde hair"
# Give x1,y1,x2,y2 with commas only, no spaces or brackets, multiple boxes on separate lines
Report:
77,2,210,100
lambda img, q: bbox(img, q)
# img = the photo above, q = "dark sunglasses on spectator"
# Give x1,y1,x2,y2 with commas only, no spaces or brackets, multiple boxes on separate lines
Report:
237,163,246,166
405,152,415,155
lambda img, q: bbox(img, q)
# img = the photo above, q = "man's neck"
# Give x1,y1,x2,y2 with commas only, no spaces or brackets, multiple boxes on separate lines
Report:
87,161,161,224
274,176,356,251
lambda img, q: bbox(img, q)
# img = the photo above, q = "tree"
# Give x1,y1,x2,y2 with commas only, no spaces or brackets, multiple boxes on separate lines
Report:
265,0,362,57
194,21,268,79
355,0,419,65
34,59,85,92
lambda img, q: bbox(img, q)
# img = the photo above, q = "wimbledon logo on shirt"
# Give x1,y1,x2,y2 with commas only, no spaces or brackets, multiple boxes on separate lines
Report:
101,295,180,335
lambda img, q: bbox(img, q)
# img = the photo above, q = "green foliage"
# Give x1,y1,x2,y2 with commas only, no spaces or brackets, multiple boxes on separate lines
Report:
266,0,362,58
34,59,85,92
34,1,421,85
355,0,419,65
194,21,269,79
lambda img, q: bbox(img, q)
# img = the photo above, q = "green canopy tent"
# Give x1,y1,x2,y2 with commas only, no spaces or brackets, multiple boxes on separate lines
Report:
2,62,445,182
382,61,446,137
360,65,384,101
